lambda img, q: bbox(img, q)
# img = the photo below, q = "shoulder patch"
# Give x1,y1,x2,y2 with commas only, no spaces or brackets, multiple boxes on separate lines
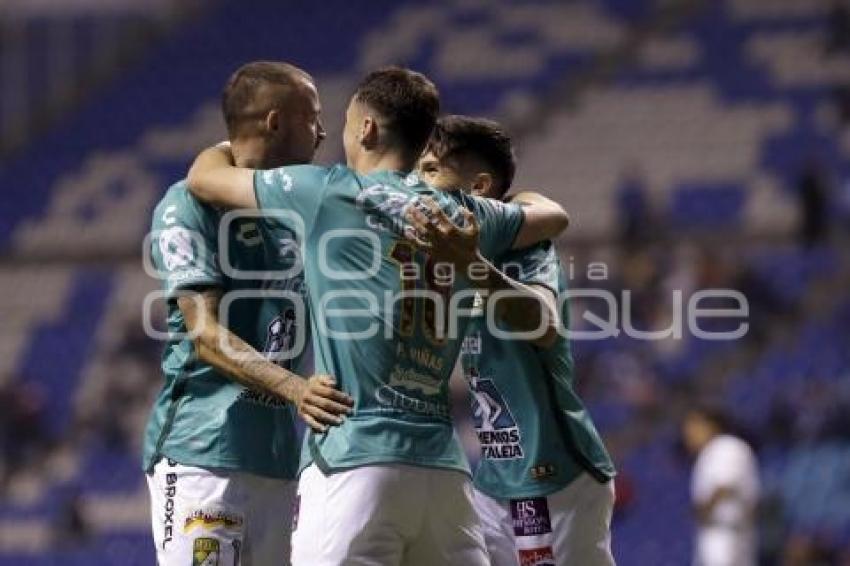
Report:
159,226,195,271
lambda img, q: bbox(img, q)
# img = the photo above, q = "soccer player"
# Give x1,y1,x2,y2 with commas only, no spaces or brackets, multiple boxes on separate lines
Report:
143,61,352,566
682,404,759,566
185,66,569,565
417,115,617,566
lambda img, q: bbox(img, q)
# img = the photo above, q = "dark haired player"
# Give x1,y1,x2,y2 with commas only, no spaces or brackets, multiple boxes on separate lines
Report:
185,66,569,565
418,115,617,566
143,61,352,566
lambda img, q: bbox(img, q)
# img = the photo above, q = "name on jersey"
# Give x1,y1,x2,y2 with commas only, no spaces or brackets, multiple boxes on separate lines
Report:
398,343,445,373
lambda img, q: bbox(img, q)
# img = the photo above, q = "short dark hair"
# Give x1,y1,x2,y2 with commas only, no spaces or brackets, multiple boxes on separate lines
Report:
425,115,516,197
222,61,312,137
353,66,440,159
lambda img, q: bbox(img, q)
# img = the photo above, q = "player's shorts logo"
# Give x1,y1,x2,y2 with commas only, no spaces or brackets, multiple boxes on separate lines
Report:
518,547,555,566
511,497,552,537
192,537,220,566
468,369,524,460
184,509,243,534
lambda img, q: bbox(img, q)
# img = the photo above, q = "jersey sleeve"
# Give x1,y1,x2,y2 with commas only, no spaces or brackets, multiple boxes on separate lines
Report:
253,165,332,237
150,186,222,297
464,194,524,259
498,240,560,294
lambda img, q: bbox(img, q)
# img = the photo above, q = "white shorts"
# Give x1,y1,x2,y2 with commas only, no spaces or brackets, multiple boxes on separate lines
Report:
474,472,616,566
291,463,488,566
146,458,297,566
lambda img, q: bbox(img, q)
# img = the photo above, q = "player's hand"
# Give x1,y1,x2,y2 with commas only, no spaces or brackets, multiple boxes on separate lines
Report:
295,375,353,433
405,196,480,270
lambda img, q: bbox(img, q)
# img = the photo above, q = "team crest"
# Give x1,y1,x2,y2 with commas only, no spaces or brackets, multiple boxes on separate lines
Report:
192,537,220,566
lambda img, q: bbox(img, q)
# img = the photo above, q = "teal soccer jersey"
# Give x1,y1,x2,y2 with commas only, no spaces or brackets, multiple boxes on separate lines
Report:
252,166,524,475
461,241,615,499
142,181,306,479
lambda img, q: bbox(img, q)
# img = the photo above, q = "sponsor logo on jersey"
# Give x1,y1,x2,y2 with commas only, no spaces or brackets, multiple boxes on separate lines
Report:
184,509,244,534
467,369,524,460
375,384,450,418
511,497,552,537
265,309,297,365
192,537,220,566
234,220,261,247
518,547,555,566
387,365,441,396
376,365,449,418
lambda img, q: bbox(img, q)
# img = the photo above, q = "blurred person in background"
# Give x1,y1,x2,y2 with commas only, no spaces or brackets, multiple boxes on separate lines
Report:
51,487,91,548
682,404,760,566
615,164,653,250
796,159,830,248
0,379,49,488
143,61,351,566
418,115,616,566
827,0,850,53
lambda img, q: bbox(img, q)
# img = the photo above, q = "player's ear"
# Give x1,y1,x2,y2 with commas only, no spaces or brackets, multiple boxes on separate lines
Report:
471,172,494,197
360,115,379,149
265,109,281,135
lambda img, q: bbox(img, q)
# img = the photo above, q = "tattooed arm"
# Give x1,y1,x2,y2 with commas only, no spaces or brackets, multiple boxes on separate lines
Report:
177,288,352,432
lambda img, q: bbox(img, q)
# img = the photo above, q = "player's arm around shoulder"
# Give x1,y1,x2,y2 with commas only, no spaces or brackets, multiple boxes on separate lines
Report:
497,282,560,348
404,198,560,348
496,240,563,348
177,287,353,432
187,144,257,209
509,191,569,249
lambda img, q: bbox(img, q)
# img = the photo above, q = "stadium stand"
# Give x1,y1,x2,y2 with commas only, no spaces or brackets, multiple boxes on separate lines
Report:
0,0,849,564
